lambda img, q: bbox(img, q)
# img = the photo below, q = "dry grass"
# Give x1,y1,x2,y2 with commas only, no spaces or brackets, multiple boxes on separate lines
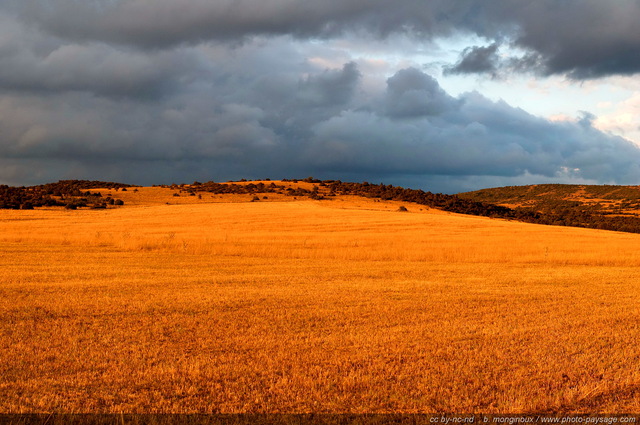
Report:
2,186,640,413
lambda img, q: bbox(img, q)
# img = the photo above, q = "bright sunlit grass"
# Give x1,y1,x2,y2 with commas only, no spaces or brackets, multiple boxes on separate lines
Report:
2,187,640,413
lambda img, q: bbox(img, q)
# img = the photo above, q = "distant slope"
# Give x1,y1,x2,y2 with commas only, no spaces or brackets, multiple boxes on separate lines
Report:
458,184,640,216
458,184,640,233
164,178,515,218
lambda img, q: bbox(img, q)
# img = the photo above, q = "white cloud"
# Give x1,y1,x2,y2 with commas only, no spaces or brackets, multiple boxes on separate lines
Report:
594,92,640,144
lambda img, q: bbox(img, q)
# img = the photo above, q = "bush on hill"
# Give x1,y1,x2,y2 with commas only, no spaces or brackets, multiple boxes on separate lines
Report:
0,180,132,210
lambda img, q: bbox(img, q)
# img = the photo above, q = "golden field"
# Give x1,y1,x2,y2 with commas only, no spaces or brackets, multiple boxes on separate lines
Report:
2,186,640,413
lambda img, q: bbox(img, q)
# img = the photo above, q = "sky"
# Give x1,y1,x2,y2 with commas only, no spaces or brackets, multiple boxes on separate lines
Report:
2,1,640,193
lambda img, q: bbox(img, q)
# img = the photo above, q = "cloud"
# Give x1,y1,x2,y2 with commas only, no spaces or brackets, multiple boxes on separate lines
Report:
6,0,430,47
2,3,640,193
2,28,640,192
594,92,640,144
297,62,361,107
0,13,203,100
0,44,200,100
444,43,500,77
506,1,640,78
306,81,640,186
7,1,640,79
384,68,458,118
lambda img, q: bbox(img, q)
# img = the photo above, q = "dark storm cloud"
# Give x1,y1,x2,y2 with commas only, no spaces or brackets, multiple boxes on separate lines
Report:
306,75,640,184
0,44,200,99
444,43,500,77
499,0,640,78
6,0,452,47
3,3,640,192
384,68,458,118
297,62,361,107
0,13,204,100
7,0,640,79
2,27,640,192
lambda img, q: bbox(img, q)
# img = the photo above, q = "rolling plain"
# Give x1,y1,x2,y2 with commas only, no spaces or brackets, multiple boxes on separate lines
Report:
2,183,640,413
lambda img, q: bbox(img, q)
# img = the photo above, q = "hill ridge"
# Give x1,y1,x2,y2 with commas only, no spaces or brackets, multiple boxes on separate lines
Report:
5,179,640,234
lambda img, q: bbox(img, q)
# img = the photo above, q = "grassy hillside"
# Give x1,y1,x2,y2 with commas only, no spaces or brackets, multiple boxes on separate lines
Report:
2,187,640,413
459,184,640,233
459,184,640,215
